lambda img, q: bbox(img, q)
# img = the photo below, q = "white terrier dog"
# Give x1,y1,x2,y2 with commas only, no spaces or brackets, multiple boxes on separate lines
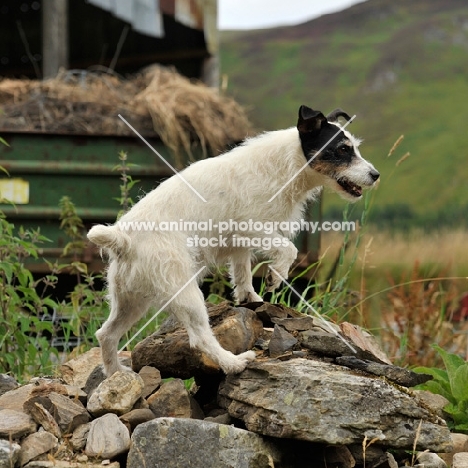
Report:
87,105,379,376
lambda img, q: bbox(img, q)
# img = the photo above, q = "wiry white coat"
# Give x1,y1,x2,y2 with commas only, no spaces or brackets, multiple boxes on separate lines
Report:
88,124,376,376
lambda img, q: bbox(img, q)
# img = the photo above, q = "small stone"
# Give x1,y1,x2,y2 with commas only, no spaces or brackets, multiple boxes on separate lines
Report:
0,439,21,467
87,371,144,417
268,324,298,357
415,452,448,468
439,433,468,467
24,392,90,435
23,461,120,467
119,409,156,431
85,413,131,459
60,347,131,389
70,422,91,451
83,364,107,399
19,431,58,466
0,374,18,396
147,379,204,419
138,366,161,398
27,378,87,403
453,453,468,468
204,413,232,425
76,454,88,462
414,390,451,418
0,409,36,439
0,384,36,412
24,401,61,438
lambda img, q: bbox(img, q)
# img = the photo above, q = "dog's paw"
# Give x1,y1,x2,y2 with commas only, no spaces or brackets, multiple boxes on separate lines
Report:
238,291,264,304
222,350,257,374
266,268,286,292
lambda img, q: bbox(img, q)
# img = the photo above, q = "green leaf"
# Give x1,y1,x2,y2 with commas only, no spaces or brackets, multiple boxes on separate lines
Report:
452,364,468,402
432,344,467,390
416,379,455,405
0,262,13,283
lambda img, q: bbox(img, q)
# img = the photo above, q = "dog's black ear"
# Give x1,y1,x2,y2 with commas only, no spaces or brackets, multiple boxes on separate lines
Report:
297,105,327,134
327,108,352,123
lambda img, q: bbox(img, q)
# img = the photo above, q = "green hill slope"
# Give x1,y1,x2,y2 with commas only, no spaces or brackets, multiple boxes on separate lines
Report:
220,0,468,228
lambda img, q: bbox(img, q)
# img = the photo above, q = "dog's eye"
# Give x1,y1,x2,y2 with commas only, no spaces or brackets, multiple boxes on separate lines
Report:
337,145,348,155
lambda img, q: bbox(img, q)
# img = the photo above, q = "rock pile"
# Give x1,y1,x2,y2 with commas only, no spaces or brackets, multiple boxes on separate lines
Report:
0,301,465,468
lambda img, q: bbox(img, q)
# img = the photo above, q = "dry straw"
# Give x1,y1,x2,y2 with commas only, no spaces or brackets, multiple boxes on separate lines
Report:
0,66,252,167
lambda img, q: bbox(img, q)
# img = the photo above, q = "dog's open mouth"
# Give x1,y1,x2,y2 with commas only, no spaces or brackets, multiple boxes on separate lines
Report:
337,177,362,197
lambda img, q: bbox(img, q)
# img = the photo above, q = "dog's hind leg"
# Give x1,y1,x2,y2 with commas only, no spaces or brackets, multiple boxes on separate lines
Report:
168,282,256,374
229,250,263,304
96,293,151,377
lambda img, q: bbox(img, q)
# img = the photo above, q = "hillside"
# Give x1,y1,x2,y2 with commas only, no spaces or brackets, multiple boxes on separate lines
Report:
220,0,468,228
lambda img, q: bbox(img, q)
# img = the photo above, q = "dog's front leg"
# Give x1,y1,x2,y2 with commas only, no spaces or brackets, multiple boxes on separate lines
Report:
264,238,298,292
229,250,263,304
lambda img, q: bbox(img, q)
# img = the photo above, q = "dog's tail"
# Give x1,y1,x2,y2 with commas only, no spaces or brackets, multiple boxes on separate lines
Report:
87,224,131,255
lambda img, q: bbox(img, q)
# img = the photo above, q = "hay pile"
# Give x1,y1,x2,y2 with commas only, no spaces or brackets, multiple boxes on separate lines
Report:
0,66,252,164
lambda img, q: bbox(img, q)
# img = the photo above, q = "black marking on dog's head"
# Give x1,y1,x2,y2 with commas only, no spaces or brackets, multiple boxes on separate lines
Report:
297,105,377,200
297,105,354,166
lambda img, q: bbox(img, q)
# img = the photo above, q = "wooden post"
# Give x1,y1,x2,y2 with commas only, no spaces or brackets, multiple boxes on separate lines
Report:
42,0,68,78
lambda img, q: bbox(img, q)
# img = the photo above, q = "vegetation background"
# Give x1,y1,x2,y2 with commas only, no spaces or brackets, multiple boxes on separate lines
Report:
220,0,468,367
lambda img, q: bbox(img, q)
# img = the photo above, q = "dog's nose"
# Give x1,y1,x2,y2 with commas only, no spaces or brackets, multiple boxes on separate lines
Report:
370,169,380,182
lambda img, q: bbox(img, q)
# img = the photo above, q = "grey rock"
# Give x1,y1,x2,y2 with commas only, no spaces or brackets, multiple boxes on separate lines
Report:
0,409,36,439
24,461,120,467
25,379,87,405
0,439,21,468
335,356,432,387
271,316,323,332
0,374,18,397
147,379,204,419
414,390,451,418
218,358,452,451
86,371,144,417
139,366,161,398
83,358,133,400
19,431,58,466
204,412,232,425
85,413,130,459
254,302,304,326
24,400,61,438
439,433,468,467
119,409,156,431
299,328,355,357
70,422,91,451
268,325,298,357
24,392,90,435
453,453,468,468
415,452,447,468
127,417,279,468
0,384,36,412
132,303,263,378
60,347,131,389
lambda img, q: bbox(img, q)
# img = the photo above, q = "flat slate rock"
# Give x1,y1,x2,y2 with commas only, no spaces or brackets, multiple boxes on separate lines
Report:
218,358,452,452
335,355,432,387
